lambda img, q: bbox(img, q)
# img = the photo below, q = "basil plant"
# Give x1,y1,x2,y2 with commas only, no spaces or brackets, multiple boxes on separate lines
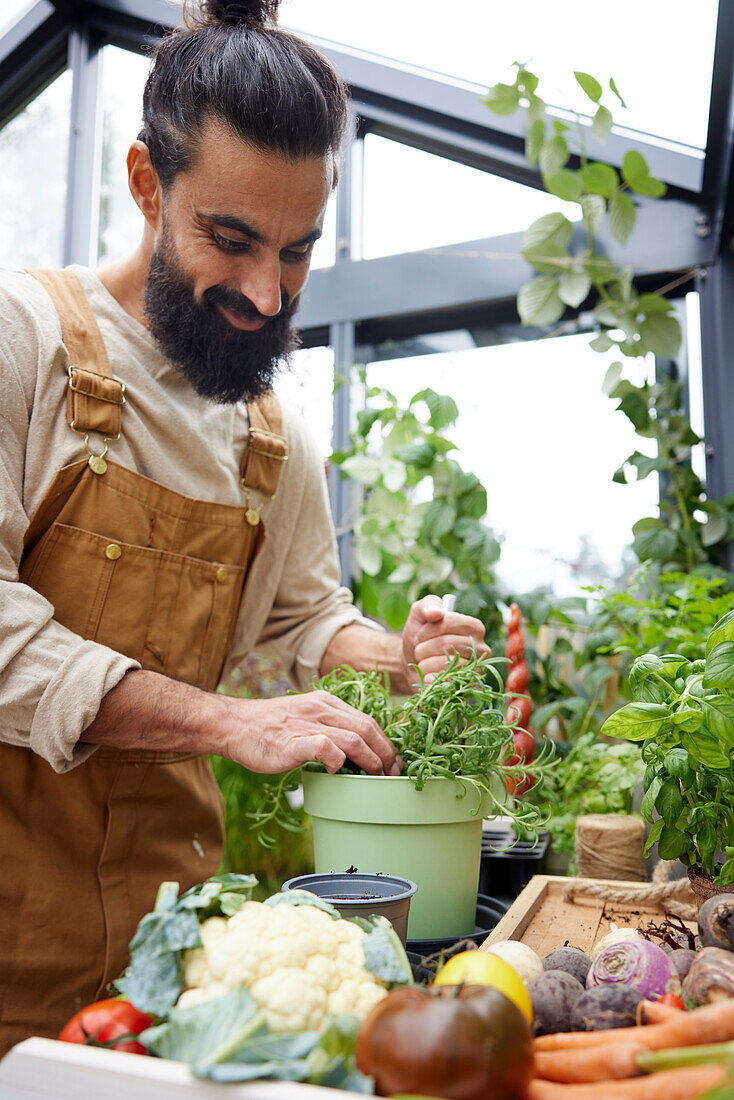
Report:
602,609,734,883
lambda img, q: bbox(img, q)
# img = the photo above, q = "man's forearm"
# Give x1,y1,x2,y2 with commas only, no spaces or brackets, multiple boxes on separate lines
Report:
320,625,413,693
80,668,229,754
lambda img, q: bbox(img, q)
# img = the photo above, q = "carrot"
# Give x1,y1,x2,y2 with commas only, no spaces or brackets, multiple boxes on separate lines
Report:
534,1040,649,1083
527,1063,729,1100
637,1000,684,1027
533,1000,734,1055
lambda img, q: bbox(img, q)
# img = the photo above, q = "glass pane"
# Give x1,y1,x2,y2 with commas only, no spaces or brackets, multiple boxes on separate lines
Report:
364,334,658,597
274,346,334,459
0,0,44,38
98,46,150,263
282,0,718,148
363,135,575,259
0,70,72,268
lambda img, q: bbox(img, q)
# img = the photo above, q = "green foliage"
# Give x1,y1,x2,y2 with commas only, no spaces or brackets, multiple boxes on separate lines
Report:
332,376,502,635
521,733,644,865
603,610,734,883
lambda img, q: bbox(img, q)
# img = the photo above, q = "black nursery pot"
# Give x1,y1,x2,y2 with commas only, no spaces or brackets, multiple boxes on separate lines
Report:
282,872,417,945
479,826,550,901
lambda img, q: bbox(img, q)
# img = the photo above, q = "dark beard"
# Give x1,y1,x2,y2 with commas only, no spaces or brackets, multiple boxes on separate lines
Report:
143,231,300,404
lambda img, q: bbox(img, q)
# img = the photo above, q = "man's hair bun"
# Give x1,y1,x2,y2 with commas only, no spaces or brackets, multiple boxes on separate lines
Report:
183,0,280,30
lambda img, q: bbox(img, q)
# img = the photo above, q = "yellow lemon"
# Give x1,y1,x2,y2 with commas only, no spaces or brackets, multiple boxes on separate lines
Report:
432,950,533,1023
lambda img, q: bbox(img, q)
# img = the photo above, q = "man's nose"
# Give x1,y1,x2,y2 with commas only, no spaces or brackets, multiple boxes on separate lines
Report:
239,258,282,319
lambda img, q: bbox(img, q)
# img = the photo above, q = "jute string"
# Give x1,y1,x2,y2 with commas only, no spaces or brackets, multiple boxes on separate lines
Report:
563,860,698,921
575,814,647,882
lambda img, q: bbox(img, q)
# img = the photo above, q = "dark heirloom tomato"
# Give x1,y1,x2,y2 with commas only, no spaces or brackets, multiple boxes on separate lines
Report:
355,984,533,1100
59,998,153,1054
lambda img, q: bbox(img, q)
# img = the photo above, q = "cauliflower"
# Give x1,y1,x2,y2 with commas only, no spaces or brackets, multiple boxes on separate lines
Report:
177,899,396,1032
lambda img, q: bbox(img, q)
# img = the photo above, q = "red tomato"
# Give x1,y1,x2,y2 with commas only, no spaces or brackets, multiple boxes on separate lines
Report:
59,999,153,1054
505,662,529,694
504,696,532,729
512,728,536,764
505,633,525,663
506,772,538,797
658,993,685,1010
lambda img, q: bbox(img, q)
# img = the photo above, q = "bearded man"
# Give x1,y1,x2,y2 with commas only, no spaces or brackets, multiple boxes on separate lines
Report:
0,0,489,1051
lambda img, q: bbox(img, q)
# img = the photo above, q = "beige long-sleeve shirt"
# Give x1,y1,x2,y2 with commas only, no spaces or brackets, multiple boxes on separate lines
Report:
0,265,369,772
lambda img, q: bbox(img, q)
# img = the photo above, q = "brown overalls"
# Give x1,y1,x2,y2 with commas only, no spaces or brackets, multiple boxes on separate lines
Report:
0,269,287,1054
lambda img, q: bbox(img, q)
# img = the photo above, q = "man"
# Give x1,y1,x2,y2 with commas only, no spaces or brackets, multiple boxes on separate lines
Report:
0,0,489,1051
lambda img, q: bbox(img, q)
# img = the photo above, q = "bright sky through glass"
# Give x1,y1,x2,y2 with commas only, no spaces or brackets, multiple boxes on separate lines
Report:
281,0,719,150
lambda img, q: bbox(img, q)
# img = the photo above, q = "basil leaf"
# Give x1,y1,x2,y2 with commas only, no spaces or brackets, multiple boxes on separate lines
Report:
703,642,734,696
658,824,689,860
702,695,734,749
644,818,665,855
663,748,694,787
706,610,734,656
681,730,731,769
659,655,690,680
603,702,670,741
641,774,662,820
656,777,684,827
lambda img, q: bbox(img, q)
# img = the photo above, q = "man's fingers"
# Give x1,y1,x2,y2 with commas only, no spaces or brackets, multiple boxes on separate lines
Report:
414,612,485,645
307,735,347,774
410,594,444,624
320,693,398,773
414,635,491,664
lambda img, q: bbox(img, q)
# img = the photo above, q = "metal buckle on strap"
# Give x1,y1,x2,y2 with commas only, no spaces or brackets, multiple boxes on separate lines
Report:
70,419,121,475
68,364,126,406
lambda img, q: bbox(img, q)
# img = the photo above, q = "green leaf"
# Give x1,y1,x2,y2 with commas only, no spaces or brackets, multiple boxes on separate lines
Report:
622,150,666,197
355,540,382,576
142,987,266,1065
580,162,618,198
340,455,383,486
558,269,591,307
414,388,459,431
681,730,731,769
658,824,689,861
618,393,650,432
383,460,406,493
631,517,678,562
483,82,520,116
527,94,546,125
592,105,613,142
701,695,734,748
656,777,683,827
602,361,624,393
522,213,574,258
378,588,412,632
641,774,662,819
602,701,670,741
609,76,627,109
664,748,694,787
701,506,729,547
592,333,614,354
702,643,734,696
263,890,341,918
394,441,435,469
523,242,571,276
545,169,583,202
517,275,565,326
644,817,665,854
637,293,674,314
526,118,545,165
637,314,682,358
539,135,570,179
717,859,734,886
574,71,602,102
707,610,734,656
362,918,414,985
422,498,457,540
608,193,636,245
580,194,606,234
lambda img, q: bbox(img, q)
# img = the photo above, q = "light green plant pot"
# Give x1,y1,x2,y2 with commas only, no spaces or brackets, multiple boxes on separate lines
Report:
302,772,492,940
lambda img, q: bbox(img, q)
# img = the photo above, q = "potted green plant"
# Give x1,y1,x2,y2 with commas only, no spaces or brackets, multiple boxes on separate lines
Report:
601,609,734,904
251,654,554,941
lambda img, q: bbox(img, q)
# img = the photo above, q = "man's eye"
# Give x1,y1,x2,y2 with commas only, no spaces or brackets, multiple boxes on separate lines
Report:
213,233,249,253
282,246,312,263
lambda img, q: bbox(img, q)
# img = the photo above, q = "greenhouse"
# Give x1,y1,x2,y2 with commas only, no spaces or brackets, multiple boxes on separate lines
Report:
1,1,734,1096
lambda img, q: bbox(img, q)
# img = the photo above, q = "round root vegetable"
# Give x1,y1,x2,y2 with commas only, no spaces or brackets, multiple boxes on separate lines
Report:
355,984,533,1100
681,946,734,1006
591,927,644,961
698,894,734,952
587,940,679,1001
542,947,592,986
571,986,644,1031
529,971,585,1036
483,941,544,986
667,948,697,983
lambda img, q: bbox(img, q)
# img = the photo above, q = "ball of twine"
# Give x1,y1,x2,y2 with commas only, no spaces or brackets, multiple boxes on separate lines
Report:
575,813,647,881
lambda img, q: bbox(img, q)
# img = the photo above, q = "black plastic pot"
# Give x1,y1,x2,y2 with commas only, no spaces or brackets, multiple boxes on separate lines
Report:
281,872,417,944
405,891,509,960
479,826,550,900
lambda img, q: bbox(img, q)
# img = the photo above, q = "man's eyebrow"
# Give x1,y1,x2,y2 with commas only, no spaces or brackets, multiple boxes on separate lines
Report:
200,212,322,247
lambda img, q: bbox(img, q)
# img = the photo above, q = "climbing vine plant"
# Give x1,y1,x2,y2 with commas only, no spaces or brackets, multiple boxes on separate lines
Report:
484,64,734,566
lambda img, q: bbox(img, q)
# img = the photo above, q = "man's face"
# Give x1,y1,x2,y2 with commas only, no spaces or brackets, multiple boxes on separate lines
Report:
144,119,333,403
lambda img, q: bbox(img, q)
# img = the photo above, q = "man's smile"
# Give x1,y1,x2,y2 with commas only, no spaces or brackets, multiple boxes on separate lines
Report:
217,302,268,331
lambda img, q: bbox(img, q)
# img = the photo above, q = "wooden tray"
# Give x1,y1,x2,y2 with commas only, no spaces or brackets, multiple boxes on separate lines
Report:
483,874,695,956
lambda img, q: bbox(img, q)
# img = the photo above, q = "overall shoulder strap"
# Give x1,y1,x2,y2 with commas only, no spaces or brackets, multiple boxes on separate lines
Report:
27,268,125,438
241,392,288,498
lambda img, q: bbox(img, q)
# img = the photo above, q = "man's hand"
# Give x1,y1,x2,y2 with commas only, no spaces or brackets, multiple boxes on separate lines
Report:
401,594,491,687
222,691,401,775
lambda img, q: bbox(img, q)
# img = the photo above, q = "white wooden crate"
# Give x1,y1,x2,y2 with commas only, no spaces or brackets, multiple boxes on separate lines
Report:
0,1038,355,1100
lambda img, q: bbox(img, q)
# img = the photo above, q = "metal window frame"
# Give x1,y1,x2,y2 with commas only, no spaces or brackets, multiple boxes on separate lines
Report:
1,0,733,580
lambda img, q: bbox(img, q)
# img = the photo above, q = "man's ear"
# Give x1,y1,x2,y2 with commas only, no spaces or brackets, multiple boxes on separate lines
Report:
127,141,163,231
